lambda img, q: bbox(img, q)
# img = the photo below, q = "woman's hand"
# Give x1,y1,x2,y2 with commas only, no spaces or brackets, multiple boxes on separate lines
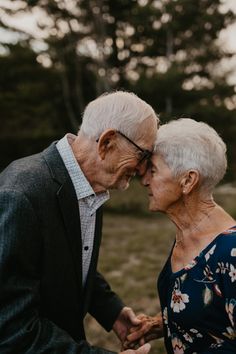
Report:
123,313,164,349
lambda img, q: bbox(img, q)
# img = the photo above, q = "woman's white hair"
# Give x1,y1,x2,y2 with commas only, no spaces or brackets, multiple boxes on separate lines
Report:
80,91,158,139
154,118,227,191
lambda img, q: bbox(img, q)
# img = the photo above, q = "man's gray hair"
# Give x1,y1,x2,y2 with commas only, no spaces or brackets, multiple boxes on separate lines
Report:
154,118,227,191
80,91,158,139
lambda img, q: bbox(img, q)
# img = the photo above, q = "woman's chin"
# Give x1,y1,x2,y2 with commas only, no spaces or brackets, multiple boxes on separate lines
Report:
149,202,163,213
149,203,158,212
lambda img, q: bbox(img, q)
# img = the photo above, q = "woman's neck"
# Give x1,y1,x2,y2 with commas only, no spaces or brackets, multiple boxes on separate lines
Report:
167,197,235,248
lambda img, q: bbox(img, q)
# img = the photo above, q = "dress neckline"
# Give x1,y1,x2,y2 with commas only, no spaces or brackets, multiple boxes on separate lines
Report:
169,225,236,277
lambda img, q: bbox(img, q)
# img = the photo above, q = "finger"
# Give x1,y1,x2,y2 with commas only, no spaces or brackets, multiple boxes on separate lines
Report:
125,307,141,325
127,329,146,342
145,333,159,342
139,338,145,346
127,332,140,342
129,325,142,333
123,340,137,350
136,343,151,354
137,314,145,320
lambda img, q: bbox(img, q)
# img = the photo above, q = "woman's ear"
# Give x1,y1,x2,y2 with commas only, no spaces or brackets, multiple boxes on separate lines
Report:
181,170,200,195
97,129,117,160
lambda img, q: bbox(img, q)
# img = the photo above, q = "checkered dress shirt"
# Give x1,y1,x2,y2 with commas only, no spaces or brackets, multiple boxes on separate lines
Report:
56,134,109,286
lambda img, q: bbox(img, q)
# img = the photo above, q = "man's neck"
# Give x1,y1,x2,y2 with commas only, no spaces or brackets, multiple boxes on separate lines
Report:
71,134,108,194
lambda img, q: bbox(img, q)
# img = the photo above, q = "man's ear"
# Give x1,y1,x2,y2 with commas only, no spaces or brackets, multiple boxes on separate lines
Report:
97,129,117,160
180,170,200,195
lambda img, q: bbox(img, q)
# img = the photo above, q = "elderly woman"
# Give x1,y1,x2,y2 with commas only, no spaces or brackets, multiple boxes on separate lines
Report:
126,118,236,353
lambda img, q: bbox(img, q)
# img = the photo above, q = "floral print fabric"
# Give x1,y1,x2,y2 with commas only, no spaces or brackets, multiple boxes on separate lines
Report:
157,226,236,353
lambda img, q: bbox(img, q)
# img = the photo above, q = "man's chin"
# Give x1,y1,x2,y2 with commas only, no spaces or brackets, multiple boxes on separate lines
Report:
117,181,130,191
116,177,131,191
109,175,133,191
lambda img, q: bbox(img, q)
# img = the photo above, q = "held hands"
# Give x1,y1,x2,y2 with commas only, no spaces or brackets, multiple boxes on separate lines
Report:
113,307,142,345
123,313,164,350
113,307,163,354
113,307,151,354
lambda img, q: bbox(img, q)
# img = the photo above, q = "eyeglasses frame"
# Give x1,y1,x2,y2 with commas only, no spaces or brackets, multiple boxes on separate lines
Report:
96,130,152,164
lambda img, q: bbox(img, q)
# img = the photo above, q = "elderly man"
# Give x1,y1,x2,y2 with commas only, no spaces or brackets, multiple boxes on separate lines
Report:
0,91,158,354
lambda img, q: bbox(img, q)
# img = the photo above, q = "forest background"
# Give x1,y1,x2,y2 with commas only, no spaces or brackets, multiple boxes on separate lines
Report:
0,1,236,353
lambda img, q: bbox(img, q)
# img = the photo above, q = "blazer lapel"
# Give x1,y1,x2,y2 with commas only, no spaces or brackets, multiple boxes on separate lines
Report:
57,180,83,287
43,142,83,288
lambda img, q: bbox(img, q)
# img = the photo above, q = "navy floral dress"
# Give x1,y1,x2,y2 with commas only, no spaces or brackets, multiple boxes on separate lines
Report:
158,226,236,353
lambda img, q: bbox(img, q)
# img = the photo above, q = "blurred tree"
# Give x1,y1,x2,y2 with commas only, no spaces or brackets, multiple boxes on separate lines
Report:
126,0,236,178
0,41,69,169
0,42,67,138
0,0,236,177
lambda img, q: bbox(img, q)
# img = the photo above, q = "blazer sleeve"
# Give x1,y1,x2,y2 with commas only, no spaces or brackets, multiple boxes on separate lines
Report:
0,189,116,354
88,271,125,332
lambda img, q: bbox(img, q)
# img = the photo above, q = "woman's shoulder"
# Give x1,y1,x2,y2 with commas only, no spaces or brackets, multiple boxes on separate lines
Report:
220,224,236,236
217,225,236,243
215,226,236,260
204,226,236,263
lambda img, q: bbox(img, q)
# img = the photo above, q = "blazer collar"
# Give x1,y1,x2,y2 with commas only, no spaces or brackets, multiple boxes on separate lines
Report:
42,141,69,185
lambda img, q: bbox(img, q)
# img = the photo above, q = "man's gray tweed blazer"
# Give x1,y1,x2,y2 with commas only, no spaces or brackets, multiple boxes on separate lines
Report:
0,142,123,354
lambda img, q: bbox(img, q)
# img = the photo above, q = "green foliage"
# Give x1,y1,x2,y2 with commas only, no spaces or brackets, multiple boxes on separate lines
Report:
0,43,67,138
0,0,236,178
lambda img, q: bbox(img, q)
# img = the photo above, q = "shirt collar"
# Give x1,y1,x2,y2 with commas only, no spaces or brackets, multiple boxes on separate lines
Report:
56,134,109,208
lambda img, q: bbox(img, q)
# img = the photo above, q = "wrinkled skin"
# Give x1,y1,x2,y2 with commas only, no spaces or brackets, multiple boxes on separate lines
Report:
123,313,164,349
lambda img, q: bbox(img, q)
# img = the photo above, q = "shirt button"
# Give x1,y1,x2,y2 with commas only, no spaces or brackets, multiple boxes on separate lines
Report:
84,246,89,251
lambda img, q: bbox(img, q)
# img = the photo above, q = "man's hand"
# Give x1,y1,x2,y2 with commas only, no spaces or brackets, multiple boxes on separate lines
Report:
123,313,163,349
120,343,151,354
113,307,141,346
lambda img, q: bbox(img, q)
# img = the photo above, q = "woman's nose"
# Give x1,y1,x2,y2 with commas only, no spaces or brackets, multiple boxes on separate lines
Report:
140,169,151,186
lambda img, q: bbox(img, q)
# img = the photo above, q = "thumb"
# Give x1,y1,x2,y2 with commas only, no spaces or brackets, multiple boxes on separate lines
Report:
125,307,141,325
136,343,151,354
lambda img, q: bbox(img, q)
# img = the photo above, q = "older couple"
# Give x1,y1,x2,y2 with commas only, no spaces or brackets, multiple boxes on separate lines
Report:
0,91,235,354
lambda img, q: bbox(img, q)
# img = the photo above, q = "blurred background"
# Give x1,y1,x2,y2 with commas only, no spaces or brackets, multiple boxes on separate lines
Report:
0,0,236,353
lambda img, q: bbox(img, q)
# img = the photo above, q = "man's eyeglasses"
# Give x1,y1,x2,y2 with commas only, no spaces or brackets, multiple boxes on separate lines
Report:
117,131,152,163
97,131,152,163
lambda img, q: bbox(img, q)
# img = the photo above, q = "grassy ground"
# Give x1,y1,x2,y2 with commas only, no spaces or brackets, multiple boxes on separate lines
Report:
84,180,236,354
